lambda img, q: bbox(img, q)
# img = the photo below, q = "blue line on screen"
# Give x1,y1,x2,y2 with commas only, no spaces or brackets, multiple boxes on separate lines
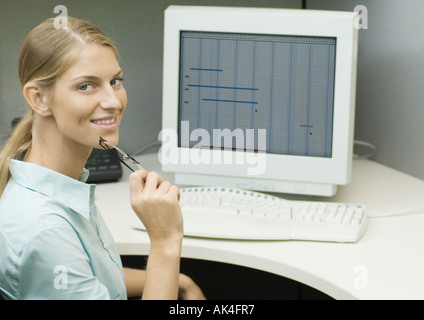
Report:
202,98,258,104
191,68,223,72
188,84,258,91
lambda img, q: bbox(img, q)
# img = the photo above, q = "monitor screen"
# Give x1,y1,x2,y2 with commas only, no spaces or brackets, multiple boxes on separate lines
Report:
160,6,358,196
178,31,336,158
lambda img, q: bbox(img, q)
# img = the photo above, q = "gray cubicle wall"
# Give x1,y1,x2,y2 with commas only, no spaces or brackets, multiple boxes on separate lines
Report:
307,0,424,179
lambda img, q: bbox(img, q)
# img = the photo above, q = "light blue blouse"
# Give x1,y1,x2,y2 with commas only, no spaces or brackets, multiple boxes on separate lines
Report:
0,159,127,300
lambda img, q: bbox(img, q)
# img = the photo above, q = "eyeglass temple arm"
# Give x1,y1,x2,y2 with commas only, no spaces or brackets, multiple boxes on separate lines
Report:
98,137,136,172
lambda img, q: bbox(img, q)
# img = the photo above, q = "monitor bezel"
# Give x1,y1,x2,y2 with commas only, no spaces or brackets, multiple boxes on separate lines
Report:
161,6,358,194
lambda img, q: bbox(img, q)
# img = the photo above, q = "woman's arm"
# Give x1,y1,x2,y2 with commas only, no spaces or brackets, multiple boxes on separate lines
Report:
128,170,183,300
123,268,206,299
142,244,181,300
123,268,145,298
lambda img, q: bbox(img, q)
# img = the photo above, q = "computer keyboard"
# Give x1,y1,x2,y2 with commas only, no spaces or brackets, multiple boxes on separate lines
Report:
130,186,367,243
85,148,122,183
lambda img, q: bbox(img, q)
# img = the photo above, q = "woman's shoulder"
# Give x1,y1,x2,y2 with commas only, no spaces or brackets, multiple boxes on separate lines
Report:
0,189,77,254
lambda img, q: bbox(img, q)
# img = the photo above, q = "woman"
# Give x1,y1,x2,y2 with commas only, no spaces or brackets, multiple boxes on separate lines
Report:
0,16,204,300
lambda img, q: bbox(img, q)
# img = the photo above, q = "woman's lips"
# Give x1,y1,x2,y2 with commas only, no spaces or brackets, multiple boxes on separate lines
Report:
90,116,118,129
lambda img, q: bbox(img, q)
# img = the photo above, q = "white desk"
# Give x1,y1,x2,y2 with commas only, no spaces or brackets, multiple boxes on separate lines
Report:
96,153,424,300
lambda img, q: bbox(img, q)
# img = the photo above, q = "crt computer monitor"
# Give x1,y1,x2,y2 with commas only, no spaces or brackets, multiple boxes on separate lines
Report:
160,5,358,197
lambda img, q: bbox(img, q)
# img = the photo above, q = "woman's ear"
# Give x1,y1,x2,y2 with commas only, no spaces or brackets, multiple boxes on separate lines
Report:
22,82,53,117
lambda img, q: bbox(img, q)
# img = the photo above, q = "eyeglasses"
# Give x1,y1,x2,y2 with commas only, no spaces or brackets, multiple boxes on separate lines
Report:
99,136,144,172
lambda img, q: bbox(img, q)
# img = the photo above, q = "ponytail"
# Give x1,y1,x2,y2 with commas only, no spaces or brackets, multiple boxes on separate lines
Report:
0,111,33,197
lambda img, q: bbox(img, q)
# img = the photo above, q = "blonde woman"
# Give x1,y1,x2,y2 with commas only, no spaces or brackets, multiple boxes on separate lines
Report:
0,17,204,300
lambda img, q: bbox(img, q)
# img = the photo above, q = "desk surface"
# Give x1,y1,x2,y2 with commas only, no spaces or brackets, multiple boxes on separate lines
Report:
96,153,424,300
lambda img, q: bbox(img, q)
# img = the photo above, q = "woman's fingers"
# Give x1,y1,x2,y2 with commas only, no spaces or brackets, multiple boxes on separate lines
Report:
129,170,183,247
129,170,148,193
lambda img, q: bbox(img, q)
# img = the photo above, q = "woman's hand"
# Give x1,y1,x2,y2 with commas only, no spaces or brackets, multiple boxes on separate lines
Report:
129,170,183,250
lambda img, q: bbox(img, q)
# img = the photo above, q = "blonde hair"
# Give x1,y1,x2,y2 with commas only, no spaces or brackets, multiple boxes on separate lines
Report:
0,17,119,196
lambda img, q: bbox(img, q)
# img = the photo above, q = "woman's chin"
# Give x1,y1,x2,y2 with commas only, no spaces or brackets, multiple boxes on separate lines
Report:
94,133,119,150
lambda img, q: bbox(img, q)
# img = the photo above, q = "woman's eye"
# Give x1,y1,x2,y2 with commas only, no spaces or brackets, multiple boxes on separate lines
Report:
111,78,124,87
79,83,93,91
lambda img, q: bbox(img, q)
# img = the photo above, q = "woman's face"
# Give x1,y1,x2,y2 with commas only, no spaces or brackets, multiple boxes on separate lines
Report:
46,43,127,150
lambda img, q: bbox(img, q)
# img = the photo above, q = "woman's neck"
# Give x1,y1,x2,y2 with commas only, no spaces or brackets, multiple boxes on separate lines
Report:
24,123,92,180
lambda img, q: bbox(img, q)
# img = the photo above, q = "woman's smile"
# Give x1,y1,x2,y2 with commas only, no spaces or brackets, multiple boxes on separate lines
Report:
90,115,119,129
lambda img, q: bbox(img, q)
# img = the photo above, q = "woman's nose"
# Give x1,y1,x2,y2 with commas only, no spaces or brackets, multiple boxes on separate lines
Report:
99,86,124,111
